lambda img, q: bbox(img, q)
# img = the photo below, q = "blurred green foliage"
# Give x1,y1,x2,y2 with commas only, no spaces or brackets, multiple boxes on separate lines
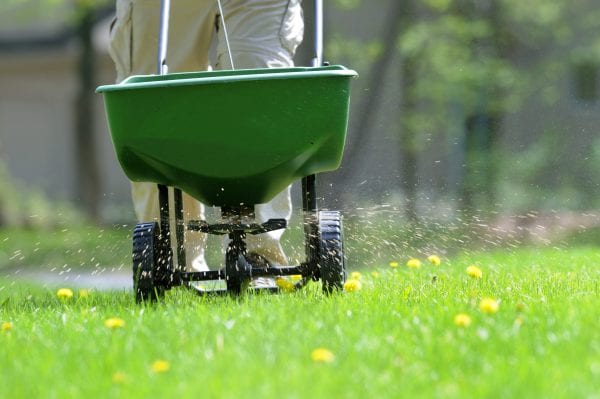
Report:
330,0,600,215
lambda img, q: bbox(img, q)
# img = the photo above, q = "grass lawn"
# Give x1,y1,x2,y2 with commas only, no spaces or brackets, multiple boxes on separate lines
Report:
1,245,599,398
0,226,131,271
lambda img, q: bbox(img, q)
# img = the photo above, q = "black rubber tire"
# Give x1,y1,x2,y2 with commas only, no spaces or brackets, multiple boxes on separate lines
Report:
318,211,346,293
132,222,169,302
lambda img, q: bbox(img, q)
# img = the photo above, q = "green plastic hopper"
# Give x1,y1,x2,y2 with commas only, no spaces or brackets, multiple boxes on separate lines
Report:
97,65,357,206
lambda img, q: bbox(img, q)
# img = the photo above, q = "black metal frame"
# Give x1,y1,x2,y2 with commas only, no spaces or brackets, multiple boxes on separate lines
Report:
149,175,322,295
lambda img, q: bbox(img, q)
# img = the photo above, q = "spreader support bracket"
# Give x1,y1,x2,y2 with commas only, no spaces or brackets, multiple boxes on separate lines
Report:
187,218,287,235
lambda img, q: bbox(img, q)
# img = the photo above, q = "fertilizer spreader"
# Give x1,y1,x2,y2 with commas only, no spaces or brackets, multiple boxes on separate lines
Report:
97,0,357,301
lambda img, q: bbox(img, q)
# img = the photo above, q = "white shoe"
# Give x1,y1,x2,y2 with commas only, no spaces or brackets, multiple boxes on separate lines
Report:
251,277,278,289
191,256,210,272
246,252,278,289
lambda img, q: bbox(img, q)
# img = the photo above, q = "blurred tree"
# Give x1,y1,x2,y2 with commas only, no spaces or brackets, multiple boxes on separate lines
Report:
409,0,600,216
332,0,600,219
73,1,103,221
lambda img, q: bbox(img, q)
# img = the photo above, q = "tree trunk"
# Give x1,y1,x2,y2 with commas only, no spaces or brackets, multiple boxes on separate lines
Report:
462,113,499,214
398,0,420,223
459,1,506,216
74,8,101,221
399,49,419,223
337,0,405,188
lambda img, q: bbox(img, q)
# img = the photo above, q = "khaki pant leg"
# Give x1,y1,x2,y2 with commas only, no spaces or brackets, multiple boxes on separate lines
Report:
216,0,304,265
108,0,217,270
216,0,304,69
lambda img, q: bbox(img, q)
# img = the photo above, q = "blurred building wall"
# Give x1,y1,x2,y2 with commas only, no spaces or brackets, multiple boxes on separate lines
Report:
0,14,132,220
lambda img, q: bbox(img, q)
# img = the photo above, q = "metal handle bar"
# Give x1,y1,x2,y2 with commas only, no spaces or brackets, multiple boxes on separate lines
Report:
312,0,323,67
157,0,170,75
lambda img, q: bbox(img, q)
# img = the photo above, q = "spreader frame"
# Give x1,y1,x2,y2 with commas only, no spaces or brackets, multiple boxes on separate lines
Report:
131,173,346,300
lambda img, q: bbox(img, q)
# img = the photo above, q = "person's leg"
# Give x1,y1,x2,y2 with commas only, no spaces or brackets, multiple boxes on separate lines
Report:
215,0,304,266
108,0,218,270
109,0,217,83
215,0,303,69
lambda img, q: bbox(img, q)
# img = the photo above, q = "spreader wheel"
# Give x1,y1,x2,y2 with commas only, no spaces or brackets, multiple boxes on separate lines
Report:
132,222,171,302
318,211,346,293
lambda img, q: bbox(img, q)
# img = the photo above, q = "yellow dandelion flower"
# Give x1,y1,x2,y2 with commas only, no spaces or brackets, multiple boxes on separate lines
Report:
275,277,295,293
466,265,483,279
56,288,74,300
151,360,170,373
370,271,381,278
343,279,362,293
112,372,127,384
453,313,472,328
406,258,422,269
2,321,13,332
290,274,302,283
78,289,91,298
389,261,399,268
479,298,500,314
427,255,441,266
104,317,126,329
350,271,362,280
311,348,335,363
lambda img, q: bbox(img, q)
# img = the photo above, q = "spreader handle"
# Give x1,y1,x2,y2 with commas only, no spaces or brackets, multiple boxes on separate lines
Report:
312,0,323,67
157,0,170,75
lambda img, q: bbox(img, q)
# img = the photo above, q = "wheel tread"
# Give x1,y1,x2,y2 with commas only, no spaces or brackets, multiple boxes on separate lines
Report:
132,222,167,302
318,211,345,293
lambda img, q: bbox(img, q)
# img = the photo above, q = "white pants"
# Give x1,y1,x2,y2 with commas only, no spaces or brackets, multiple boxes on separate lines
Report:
108,0,304,269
